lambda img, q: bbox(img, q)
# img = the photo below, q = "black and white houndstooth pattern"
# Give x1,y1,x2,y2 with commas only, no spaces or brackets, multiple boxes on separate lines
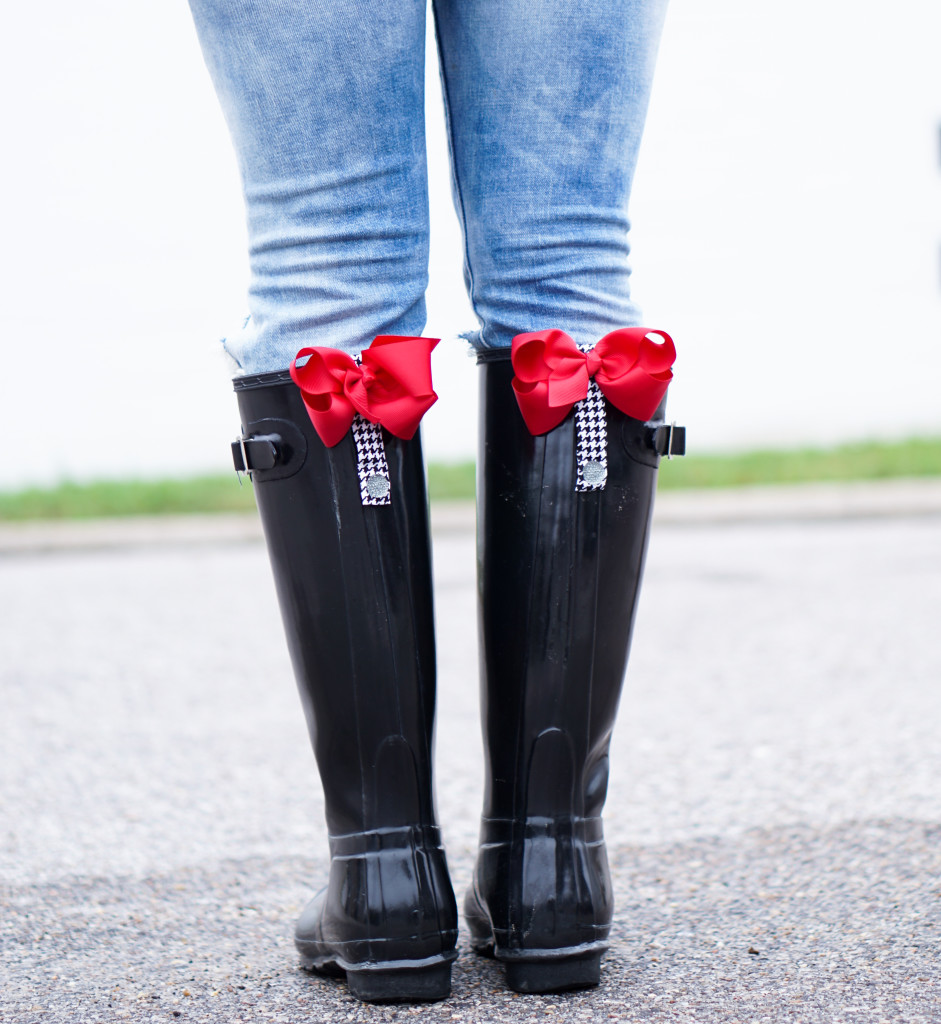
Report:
351,414,391,506
574,378,608,491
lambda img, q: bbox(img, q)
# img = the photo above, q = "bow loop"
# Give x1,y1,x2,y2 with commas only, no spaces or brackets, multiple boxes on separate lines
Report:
290,335,439,447
510,328,675,436
510,330,590,434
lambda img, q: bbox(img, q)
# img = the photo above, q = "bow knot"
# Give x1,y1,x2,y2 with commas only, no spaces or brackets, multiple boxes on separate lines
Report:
290,335,439,447
510,328,675,435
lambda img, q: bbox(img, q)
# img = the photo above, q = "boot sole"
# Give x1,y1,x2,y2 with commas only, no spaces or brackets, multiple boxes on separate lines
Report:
471,940,606,994
503,950,602,993
300,951,456,1003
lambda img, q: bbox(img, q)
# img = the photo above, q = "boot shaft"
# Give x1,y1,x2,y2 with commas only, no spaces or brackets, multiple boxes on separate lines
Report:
234,371,439,837
477,352,662,824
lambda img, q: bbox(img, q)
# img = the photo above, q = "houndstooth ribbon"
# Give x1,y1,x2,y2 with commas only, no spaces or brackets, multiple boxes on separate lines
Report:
349,349,391,506
351,413,391,506
574,378,608,492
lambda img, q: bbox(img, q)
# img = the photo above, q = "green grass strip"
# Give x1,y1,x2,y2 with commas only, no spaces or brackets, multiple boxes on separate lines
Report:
0,437,938,521
0,477,258,521
655,436,941,490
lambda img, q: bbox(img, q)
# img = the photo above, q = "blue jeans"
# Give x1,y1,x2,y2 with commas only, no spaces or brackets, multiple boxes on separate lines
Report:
189,0,668,373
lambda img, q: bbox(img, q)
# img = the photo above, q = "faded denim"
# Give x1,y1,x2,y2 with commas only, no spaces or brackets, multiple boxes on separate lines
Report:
188,0,669,373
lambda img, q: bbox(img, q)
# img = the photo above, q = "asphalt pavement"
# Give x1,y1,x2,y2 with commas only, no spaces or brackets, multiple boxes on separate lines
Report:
2,482,940,1023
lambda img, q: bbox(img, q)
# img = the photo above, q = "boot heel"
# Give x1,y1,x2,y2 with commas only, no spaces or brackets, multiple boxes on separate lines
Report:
504,951,602,994
345,960,453,1003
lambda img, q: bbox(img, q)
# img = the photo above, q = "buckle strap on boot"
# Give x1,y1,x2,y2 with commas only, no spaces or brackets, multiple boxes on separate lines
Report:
231,434,279,474
647,421,686,459
231,414,309,482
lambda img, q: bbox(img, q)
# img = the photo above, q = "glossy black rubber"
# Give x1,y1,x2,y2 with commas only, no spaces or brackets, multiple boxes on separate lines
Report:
233,371,458,1003
467,351,665,994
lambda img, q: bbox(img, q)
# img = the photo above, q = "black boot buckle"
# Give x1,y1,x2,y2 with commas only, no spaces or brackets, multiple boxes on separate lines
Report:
232,434,280,475
648,421,686,459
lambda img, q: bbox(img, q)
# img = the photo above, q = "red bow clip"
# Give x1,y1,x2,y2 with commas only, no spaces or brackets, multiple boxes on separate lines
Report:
510,328,675,435
290,335,439,447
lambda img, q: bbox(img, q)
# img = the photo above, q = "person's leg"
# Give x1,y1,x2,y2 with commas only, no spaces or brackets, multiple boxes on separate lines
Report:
433,0,678,994
432,0,669,352
189,1,457,1002
189,0,432,370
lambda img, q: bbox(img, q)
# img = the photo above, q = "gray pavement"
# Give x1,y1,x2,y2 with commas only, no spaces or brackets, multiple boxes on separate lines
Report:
2,489,941,1022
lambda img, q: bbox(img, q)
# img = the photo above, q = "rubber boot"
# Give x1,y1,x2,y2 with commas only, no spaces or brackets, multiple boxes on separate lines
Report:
231,369,458,1003
465,349,684,994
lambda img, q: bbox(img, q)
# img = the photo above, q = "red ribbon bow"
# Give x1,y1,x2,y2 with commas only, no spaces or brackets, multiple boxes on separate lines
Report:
510,328,675,435
289,335,439,447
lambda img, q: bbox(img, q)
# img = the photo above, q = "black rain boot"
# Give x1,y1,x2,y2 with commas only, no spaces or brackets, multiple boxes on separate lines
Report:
465,348,684,994
232,368,458,1003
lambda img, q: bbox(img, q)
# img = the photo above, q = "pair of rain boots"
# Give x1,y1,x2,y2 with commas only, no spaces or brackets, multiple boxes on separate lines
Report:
231,332,684,1003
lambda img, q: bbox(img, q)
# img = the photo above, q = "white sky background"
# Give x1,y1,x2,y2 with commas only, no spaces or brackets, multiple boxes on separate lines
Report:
0,0,939,488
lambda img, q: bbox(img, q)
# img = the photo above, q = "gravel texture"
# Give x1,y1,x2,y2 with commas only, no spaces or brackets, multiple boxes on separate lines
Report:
2,509,940,1022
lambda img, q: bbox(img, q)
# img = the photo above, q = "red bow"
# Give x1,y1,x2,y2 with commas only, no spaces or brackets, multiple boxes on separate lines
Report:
510,328,675,435
289,335,439,447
